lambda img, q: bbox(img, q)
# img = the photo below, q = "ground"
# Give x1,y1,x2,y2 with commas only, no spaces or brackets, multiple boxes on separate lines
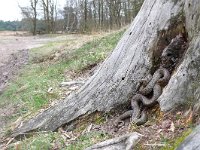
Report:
0,29,196,150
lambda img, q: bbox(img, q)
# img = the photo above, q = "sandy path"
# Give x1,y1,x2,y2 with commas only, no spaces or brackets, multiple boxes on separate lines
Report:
0,33,68,92
0,35,60,63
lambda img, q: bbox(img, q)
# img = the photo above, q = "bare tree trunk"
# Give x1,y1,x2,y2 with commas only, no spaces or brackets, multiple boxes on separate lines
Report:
101,0,104,29
116,0,122,27
12,0,200,137
46,0,50,33
92,1,97,29
31,0,38,35
107,0,113,29
98,0,101,28
19,0,38,35
49,0,57,33
42,0,51,33
84,0,88,31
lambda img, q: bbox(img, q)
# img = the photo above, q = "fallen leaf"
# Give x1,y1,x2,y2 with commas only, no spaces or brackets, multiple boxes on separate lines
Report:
185,110,193,125
169,122,175,132
47,87,53,93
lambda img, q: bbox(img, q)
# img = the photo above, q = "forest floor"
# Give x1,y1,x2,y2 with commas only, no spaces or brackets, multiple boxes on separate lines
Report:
0,29,196,150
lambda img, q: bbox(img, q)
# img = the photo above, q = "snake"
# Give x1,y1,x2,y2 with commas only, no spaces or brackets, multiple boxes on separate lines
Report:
114,67,170,127
114,35,186,127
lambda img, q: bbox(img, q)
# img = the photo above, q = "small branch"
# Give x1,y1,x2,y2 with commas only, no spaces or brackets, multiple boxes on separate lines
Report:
144,143,166,147
60,81,85,87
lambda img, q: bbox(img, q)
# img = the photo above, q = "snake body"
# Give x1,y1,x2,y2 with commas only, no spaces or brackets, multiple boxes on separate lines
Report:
139,68,170,95
114,35,187,127
131,68,170,125
114,67,170,126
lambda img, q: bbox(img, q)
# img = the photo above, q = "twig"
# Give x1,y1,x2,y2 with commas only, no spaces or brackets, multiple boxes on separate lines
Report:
144,143,166,147
6,138,15,146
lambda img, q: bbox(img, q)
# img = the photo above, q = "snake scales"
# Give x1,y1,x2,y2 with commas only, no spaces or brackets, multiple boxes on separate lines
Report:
114,34,187,127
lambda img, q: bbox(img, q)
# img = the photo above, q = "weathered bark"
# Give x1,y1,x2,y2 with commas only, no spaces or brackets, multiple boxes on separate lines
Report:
158,0,200,111
12,0,200,137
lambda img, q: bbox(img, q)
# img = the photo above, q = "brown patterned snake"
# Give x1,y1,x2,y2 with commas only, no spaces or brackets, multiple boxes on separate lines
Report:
114,34,187,127
114,67,170,126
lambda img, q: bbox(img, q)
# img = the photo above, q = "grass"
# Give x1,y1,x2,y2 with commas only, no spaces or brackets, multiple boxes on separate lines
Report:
30,40,67,61
65,132,110,150
0,62,66,114
7,131,110,150
8,132,64,150
160,128,192,150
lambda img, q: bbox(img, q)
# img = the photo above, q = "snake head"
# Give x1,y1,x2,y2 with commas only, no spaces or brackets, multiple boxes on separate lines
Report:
114,119,125,128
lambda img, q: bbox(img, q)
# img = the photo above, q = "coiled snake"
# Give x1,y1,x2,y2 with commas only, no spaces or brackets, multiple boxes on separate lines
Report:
114,34,187,127
114,67,170,126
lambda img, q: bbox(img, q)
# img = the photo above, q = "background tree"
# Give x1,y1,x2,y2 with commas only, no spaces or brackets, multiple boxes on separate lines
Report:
41,0,57,33
19,0,39,35
62,0,78,32
18,0,144,33
61,0,144,33
0,20,22,31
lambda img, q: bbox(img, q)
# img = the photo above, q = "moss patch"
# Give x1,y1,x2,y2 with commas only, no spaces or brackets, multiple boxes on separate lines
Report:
161,128,192,150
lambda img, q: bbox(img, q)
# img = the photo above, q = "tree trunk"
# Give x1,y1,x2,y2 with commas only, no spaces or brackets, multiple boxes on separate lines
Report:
98,0,101,28
158,0,200,112
42,0,51,33
32,19,37,35
12,0,200,137
92,1,97,29
20,0,38,35
107,0,113,30
84,0,88,31
32,0,38,35
101,0,104,29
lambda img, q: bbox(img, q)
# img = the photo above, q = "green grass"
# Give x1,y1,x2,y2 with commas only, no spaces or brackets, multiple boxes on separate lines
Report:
160,128,192,150
0,62,67,113
8,132,65,150
7,131,110,150
31,40,64,58
65,132,110,150
30,39,72,62
63,31,125,71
